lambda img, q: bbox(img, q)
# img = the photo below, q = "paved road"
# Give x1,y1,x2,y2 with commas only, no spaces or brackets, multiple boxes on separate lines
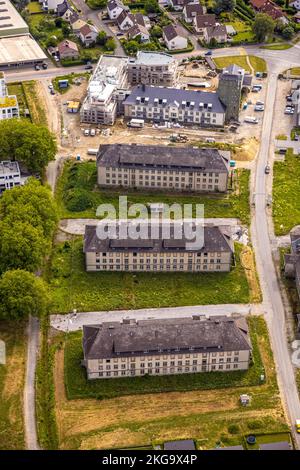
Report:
50,303,259,332
251,71,300,447
23,316,40,450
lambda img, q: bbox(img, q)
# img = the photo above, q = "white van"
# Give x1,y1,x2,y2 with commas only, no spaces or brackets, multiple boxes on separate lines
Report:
84,129,90,136
87,149,98,156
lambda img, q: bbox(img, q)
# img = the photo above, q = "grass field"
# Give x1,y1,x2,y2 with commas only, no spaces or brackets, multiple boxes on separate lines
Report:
50,315,288,449
26,1,43,13
0,322,26,450
56,161,250,225
213,56,266,73
273,150,300,235
261,44,292,51
22,81,47,126
48,239,254,314
290,67,300,76
65,317,264,400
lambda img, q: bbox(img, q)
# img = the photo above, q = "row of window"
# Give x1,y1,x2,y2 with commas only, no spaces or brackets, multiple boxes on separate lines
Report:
97,252,222,258
96,363,240,377
99,351,240,363
96,259,222,265
105,169,217,177
106,175,219,183
95,264,222,271
99,357,239,370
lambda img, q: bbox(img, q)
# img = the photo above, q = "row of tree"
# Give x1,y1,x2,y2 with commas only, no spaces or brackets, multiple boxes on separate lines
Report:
0,121,59,320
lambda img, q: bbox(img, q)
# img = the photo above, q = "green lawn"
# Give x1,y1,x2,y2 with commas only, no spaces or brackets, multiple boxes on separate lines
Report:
56,161,250,225
248,56,267,73
26,1,43,13
48,239,251,314
64,316,264,400
290,67,300,76
213,55,266,73
0,322,26,449
260,44,292,51
273,150,300,235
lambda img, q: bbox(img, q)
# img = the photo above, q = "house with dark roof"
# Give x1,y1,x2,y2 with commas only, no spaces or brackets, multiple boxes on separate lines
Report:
127,24,150,42
183,3,206,23
82,315,251,378
56,0,73,20
163,24,188,50
97,143,230,192
249,0,288,23
123,84,226,127
204,24,227,44
164,440,196,450
193,14,216,35
107,0,127,20
169,0,199,11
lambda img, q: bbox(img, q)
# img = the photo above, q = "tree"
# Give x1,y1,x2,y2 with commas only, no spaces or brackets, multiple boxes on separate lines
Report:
104,37,116,52
97,30,107,46
0,270,49,320
150,25,162,38
281,25,294,39
144,0,160,14
0,178,58,239
0,221,46,273
252,13,275,42
125,40,139,55
0,120,57,175
214,0,236,13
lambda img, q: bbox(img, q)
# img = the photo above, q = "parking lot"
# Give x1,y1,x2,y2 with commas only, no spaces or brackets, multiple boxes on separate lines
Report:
272,78,297,140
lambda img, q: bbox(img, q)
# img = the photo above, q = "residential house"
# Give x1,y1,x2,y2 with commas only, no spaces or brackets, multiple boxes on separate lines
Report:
250,0,289,24
0,72,19,120
183,3,206,23
71,18,87,34
56,0,74,21
290,0,300,9
169,0,199,11
127,51,178,87
80,55,129,125
57,39,79,60
204,24,227,44
0,161,21,193
38,0,65,12
78,23,98,46
107,0,127,20
163,24,187,50
284,226,300,301
193,14,216,35
82,315,251,379
97,144,230,192
117,10,135,30
127,24,150,42
123,84,226,127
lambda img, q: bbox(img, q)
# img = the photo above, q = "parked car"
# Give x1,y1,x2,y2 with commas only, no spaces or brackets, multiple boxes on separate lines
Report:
84,129,90,136
50,89,55,95
84,64,93,70
265,163,270,174
254,105,264,111
205,50,212,56
42,63,48,69
34,64,40,71
90,128,96,136
286,95,293,102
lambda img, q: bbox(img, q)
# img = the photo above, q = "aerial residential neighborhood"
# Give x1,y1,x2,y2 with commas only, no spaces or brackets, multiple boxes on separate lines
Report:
1,0,300,460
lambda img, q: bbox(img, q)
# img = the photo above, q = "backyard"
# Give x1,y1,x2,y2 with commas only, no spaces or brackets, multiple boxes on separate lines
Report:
48,238,257,314
273,150,300,235
48,315,289,449
56,161,250,225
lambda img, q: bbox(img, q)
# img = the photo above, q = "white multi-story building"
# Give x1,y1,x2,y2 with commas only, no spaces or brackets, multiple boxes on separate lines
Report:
83,316,252,380
123,84,226,127
39,0,65,12
127,51,178,87
0,161,21,193
97,144,229,192
80,55,129,125
0,72,19,120
83,222,233,273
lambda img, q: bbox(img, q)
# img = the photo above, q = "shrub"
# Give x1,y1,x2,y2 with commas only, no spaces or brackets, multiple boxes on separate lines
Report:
228,424,240,434
64,189,94,212
247,419,263,430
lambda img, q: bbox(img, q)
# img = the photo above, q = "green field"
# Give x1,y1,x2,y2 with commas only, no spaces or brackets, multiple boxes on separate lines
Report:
213,55,266,73
65,316,264,400
261,44,292,51
273,150,300,235
248,56,267,73
0,322,26,450
56,161,250,224
26,1,43,13
49,239,251,313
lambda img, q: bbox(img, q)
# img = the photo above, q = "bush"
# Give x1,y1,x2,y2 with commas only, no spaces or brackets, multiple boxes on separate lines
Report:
228,424,240,434
64,188,94,212
247,419,263,430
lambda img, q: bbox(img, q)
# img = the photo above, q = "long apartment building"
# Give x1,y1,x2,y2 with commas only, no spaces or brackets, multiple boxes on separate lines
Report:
0,72,19,120
83,316,252,380
127,51,178,87
83,222,233,273
80,55,129,125
97,144,229,192
123,84,226,127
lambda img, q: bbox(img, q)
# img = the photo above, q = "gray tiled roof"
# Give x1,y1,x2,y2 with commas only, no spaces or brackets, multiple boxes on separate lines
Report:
184,4,204,16
163,24,180,41
97,144,229,172
83,316,251,359
206,24,227,40
124,84,226,114
83,223,233,254
194,14,216,28
164,440,196,450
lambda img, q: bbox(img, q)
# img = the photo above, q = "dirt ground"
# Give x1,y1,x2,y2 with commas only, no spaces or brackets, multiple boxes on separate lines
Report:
180,62,218,91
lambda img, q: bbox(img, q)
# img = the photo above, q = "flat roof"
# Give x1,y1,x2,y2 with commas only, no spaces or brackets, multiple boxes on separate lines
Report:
0,160,20,175
0,94,17,107
132,51,175,66
0,35,47,66
0,0,29,37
